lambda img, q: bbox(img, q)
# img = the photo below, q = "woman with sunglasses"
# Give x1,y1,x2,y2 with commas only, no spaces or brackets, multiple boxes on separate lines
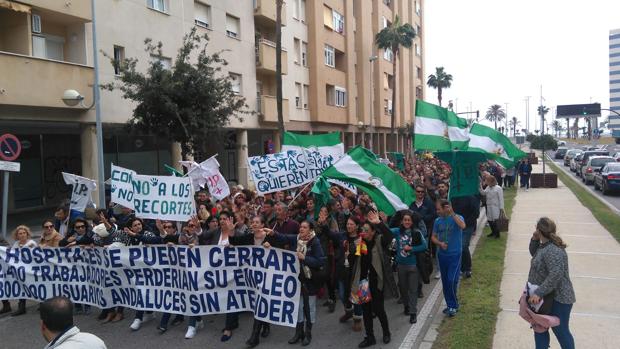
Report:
39,219,62,247
59,218,95,315
9,225,37,316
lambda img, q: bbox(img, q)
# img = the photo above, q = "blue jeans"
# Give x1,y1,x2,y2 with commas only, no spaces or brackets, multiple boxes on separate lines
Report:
534,301,575,349
461,227,474,273
520,175,530,188
438,252,461,309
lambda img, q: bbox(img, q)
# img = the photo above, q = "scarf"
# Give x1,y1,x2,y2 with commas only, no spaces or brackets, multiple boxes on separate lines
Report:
297,230,316,279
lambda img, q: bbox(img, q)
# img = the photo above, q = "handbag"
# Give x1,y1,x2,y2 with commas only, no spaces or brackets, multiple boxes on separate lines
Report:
415,249,433,284
350,279,372,304
525,283,554,315
497,210,510,232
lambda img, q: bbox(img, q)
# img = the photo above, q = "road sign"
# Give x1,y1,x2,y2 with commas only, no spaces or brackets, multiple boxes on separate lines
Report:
556,103,601,119
0,134,21,161
0,160,20,172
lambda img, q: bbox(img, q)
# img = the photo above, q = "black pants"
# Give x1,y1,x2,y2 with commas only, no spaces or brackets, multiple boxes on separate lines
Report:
325,255,336,301
361,287,389,338
488,220,500,237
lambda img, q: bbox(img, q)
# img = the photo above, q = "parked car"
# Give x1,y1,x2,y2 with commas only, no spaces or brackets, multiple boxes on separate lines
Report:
564,149,583,167
578,150,610,178
582,156,615,185
594,162,620,194
571,153,584,172
611,152,620,162
557,140,567,147
554,147,568,159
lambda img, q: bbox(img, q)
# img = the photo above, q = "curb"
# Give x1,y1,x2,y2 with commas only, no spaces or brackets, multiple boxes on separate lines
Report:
399,211,489,349
543,153,620,216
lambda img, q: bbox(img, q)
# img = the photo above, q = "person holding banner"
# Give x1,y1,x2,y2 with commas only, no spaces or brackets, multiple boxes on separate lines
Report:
353,211,398,348
39,219,63,248
227,215,285,348
10,225,38,316
274,221,326,347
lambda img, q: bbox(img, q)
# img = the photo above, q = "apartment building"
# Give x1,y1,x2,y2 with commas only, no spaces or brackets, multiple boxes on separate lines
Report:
0,0,424,213
611,28,620,132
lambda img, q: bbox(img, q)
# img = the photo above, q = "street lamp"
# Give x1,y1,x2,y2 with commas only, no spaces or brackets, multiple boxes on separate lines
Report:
369,55,378,152
61,0,105,210
357,120,367,148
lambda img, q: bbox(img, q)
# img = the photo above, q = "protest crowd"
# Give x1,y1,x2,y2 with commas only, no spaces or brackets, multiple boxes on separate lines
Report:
1,147,513,349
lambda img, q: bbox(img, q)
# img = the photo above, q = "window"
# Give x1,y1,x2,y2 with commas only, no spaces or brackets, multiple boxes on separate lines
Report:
323,5,333,29
332,10,344,34
415,43,421,56
383,0,391,7
324,44,335,67
293,0,300,19
226,14,240,39
113,46,125,75
416,66,422,78
147,0,167,13
302,42,308,67
383,47,393,62
300,0,306,21
416,25,421,36
416,86,423,99
31,14,41,33
303,84,309,109
335,87,347,107
194,1,211,29
151,55,172,69
382,16,389,29
326,85,335,105
32,34,65,61
388,100,393,114
229,73,242,94
415,1,421,15
295,83,302,108
294,38,301,64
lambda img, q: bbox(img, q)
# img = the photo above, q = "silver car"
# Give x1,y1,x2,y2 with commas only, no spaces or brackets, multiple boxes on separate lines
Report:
564,149,583,167
582,156,615,185
570,153,584,172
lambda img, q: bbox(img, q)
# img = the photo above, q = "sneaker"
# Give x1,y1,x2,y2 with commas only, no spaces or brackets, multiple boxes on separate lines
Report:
157,326,167,334
526,189,529,192
447,308,458,317
185,326,196,339
130,319,142,331
442,307,450,315
464,271,472,278
434,271,441,279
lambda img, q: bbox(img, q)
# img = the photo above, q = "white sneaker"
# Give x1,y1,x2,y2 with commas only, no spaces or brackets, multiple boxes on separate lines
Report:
130,318,142,331
434,271,441,279
526,189,529,192
185,326,196,339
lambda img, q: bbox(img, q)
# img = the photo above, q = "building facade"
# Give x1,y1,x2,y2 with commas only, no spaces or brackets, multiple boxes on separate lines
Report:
610,28,620,132
0,0,425,213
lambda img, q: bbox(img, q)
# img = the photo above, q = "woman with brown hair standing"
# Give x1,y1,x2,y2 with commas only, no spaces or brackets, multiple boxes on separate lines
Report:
527,217,576,349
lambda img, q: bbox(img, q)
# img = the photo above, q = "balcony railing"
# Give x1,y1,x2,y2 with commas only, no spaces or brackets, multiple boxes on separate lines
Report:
255,39,288,75
260,95,289,123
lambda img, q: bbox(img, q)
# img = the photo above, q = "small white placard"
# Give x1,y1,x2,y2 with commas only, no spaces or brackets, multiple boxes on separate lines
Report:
0,160,20,172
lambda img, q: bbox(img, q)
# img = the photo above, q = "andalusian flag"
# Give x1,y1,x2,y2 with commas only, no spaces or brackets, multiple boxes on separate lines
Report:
468,123,527,168
312,146,415,215
414,100,451,151
414,100,469,151
281,131,344,162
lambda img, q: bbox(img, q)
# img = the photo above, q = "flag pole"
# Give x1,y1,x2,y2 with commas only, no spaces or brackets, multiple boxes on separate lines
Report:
288,181,314,207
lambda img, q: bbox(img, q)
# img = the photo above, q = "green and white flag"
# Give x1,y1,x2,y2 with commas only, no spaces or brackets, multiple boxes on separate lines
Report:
468,123,527,168
414,100,451,151
281,131,344,166
312,146,415,215
446,110,469,150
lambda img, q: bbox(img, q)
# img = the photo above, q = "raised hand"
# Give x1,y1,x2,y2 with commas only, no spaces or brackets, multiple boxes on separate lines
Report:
367,210,380,224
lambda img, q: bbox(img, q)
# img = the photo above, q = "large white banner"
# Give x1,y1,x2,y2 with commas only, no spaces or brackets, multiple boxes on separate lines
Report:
0,246,300,327
110,164,196,221
248,150,326,194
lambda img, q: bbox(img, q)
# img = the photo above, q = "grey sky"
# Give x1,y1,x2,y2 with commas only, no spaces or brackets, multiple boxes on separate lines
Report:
424,0,620,132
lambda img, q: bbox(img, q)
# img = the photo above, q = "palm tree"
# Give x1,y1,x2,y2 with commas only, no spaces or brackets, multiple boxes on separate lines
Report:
275,0,285,147
427,67,453,107
509,116,521,137
551,120,562,137
485,104,506,130
375,15,416,144
566,118,570,138
537,105,549,134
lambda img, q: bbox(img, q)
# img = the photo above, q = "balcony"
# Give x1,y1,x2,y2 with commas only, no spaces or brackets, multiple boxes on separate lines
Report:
253,0,286,27
260,95,289,123
17,0,91,21
255,39,288,75
0,51,93,108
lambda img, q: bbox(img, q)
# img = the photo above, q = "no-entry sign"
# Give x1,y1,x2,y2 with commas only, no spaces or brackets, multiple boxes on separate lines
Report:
0,134,21,161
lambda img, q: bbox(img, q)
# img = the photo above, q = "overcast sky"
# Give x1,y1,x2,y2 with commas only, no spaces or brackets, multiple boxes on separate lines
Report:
424,0,620,132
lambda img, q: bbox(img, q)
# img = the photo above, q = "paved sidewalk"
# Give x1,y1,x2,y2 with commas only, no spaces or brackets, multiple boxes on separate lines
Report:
493,160,620,348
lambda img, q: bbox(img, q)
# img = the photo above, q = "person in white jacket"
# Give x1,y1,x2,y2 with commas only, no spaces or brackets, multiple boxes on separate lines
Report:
480,175,505,238
40,297,106,349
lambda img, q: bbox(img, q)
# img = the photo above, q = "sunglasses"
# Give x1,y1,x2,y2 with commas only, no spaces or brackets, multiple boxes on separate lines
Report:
74,225,86,229
43,225,54,229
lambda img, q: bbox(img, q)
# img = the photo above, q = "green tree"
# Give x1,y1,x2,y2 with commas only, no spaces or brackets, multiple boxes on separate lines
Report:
551,120,562,138
275,0,285,147
426,67,453,107
375,15,416,144
509,116,521,137
537,105,550,134
102,28,249,160
485,104,506,130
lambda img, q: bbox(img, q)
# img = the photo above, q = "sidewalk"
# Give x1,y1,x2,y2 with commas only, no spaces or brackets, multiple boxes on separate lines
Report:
493,159,620,348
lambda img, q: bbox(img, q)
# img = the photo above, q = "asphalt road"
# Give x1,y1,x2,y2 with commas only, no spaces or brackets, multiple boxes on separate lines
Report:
0,276,440,349
549,142,620,212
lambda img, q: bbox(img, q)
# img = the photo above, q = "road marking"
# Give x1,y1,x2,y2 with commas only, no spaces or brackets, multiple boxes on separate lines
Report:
503,272,619,281
502,308,620,320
